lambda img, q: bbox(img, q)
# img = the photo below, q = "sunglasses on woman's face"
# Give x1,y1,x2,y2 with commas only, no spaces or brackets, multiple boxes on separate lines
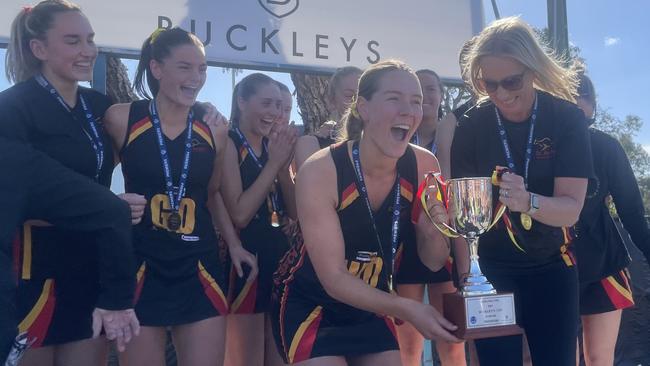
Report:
480,71,526,93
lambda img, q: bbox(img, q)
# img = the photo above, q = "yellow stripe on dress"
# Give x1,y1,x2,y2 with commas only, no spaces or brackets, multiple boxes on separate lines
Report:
606,275,634,304
18,279,53,332
21,224,32,280
288,306,323,363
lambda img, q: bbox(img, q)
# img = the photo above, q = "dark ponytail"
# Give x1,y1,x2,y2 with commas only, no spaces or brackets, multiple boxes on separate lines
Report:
133,27,204,99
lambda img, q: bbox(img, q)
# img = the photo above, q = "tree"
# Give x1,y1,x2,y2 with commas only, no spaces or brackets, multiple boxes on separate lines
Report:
441,83,473,114
593,111,650,178
105,56,136,103
290,72,331,134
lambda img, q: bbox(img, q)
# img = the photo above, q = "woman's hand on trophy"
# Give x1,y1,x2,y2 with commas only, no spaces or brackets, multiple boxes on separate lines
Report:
423,184,450,225
406,301,461,343
498,172,530,212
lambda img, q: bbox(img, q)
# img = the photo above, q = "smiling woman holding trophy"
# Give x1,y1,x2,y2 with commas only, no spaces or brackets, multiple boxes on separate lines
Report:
450,17,593,366
270,60,460,366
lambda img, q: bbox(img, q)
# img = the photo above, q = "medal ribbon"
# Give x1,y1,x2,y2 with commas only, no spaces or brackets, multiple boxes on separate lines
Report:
149,99,194,215
351,141,401,289
494,92,538,188
234,127,282,217
493,92,538,251
35,74,104,180
412,132,437,155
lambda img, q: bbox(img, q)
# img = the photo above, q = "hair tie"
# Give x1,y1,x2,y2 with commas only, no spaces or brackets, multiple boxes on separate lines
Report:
22,5,32,13
350,99,361,119
149,28,165,44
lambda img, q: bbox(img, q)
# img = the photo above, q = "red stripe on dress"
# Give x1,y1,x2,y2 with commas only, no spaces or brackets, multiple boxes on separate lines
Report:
197,262,229,315
601,274,634,309
230,278,258,314
400,177,414,202
291,307,323,363
279,245,308,360
133,263,146,305
26,280,56,347
130,116,150,132
341,183,357,202
12,230,20,282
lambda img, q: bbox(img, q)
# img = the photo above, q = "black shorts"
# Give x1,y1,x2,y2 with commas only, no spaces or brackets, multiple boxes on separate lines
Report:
229,225,289,314
17,276,98,347
394,241,452,284
133,250,228,326
579,269,634,315
270,293,399,364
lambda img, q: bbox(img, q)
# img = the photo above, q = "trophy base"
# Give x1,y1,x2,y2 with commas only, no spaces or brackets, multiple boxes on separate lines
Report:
443,292,523,340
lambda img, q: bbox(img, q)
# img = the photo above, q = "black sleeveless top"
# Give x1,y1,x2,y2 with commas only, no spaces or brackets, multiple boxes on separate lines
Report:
274,141,418,319
119,100,217,274
228,129,288,237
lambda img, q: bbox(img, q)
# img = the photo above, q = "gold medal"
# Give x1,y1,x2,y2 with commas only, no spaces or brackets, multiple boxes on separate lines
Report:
521,213,532,230
270,211,281,227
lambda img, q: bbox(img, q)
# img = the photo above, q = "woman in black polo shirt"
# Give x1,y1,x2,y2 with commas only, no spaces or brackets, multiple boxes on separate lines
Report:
451,17,593,366
573,71,650,366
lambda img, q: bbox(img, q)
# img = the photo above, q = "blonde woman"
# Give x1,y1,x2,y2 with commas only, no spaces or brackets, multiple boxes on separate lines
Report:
293,66,361,170
451,17,592,365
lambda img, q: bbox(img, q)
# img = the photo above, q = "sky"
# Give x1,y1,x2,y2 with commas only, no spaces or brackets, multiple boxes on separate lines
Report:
0,1,648,152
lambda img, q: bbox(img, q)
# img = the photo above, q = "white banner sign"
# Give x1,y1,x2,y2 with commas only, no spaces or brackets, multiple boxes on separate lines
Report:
0,0,483,80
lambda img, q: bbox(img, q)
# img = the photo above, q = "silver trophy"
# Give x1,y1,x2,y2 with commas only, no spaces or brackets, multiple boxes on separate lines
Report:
422,174,521,339
447,177,497,296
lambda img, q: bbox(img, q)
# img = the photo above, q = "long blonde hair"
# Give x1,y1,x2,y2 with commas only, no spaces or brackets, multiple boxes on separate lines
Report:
5,0,81,84
465,16,578,103
339,60,417,141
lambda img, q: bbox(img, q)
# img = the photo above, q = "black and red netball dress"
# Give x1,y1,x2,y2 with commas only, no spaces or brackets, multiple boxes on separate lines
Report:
119,99,228,325
227,128,290,314
271,141,419,364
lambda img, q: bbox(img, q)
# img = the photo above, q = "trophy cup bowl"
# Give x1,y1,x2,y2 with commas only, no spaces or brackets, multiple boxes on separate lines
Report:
440,177,522,339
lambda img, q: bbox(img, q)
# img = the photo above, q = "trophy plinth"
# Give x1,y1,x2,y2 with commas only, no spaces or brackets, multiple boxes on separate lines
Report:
443,292,521,339
430,177,523,339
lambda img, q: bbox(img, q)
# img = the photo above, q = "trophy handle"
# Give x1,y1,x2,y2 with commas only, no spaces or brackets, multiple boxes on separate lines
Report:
418,173,460,238
418,173,508,239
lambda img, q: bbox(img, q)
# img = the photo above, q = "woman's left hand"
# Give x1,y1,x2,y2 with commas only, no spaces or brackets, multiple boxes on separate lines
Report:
498,172,530,212
416,183,450,232
198,102,229,132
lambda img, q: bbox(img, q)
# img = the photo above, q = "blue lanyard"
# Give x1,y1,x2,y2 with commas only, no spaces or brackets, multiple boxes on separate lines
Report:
149,99,194,214
233,127,281,215
412,132,437,155
35,74,104,180
494,93,538,188
351,141,401,282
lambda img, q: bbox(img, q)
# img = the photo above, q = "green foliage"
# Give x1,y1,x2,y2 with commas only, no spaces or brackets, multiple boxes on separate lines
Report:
593,111,650,179
592,110,650,211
